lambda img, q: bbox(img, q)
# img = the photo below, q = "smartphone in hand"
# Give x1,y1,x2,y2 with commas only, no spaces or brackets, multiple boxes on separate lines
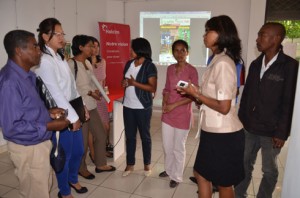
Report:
177,80,188,88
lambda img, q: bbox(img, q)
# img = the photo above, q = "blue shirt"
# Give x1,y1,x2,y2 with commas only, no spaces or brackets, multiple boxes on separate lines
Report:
0,60,52,145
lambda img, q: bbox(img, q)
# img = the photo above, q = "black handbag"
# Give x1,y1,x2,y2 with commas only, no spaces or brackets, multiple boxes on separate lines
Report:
69,96,86,123
70,58,86,123
35,76,66,173
36,76,57,109
50,132,66,173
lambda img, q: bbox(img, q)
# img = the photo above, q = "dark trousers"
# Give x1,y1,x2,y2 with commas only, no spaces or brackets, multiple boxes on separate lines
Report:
53,128,84,196
123,106,152,165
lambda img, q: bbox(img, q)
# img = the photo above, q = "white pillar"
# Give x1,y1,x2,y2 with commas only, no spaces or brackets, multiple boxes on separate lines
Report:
282,63,300,197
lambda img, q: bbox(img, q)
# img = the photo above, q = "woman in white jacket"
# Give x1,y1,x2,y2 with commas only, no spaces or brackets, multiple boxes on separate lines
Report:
35,18,87,198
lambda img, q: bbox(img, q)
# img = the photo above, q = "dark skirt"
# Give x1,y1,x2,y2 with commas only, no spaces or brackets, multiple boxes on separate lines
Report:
193,129,245,187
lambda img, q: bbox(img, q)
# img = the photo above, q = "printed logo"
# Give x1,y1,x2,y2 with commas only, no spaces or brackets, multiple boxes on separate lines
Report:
102,24,120,34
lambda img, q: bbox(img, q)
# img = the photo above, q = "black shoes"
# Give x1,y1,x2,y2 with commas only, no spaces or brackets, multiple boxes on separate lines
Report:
78,171,95,180
169,180,179,188
95,165,116,173
189,176,197,184
159,171,169,177
106,143,114,152
69,182,88,194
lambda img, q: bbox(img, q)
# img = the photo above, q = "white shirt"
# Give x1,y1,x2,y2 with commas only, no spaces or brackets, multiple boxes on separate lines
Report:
34,45,80,123
260,52,279,79
123,61,144,109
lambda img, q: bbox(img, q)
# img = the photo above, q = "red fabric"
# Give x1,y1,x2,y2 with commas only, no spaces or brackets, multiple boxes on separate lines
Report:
98,22,130,93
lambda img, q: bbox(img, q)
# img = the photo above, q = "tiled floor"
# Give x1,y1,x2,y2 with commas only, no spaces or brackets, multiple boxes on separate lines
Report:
0,110,288,198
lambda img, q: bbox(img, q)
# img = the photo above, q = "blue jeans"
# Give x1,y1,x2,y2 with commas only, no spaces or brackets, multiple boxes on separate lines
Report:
53,128,84,196
123,106,152,166
235,130,281,198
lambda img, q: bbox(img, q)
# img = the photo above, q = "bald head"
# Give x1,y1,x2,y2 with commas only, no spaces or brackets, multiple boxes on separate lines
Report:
262,22,286,43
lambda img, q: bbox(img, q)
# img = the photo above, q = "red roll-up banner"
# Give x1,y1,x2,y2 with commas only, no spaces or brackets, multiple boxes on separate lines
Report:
99,22,130,111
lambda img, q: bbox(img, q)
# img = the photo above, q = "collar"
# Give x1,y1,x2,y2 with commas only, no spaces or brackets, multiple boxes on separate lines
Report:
7,59,36,80
262,52,279,69
207,51,226,67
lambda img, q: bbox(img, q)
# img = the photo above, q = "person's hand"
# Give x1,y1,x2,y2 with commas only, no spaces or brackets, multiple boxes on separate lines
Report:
95,89,100,96
121,78,128,88
70,119,81,131
272,137,285,148
84,106,90,121
49,108,68,119
47,116,70,131
162,103,176,113
88,90,102,100
127,75,136,86
177,81,200,98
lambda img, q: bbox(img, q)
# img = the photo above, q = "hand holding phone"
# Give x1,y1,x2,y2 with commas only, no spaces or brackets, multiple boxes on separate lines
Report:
177,80,188,88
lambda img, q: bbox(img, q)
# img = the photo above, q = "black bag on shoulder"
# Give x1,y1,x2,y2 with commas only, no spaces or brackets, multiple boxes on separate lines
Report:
35,76,66,173
69,58,86,123
36,76,57,109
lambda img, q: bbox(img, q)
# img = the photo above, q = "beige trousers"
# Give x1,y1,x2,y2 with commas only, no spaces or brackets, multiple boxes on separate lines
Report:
8,140,52,198
80,108,107,172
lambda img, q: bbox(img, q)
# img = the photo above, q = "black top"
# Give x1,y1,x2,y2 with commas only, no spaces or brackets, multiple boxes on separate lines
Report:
239,50,299,140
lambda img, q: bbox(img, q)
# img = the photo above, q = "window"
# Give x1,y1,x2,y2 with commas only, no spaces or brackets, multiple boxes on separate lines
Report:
266,0,300,61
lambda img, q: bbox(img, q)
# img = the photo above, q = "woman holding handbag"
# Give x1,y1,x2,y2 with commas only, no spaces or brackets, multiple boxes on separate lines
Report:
35,18,87,198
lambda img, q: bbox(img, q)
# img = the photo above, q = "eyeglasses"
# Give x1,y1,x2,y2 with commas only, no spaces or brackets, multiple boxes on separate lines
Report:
51,32,66,38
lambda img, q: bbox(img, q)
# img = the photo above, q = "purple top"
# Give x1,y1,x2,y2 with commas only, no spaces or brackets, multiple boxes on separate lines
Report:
161,63,199,129
0,60,52,145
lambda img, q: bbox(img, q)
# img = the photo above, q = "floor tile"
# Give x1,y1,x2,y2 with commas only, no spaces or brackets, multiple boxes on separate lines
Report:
101,171,145,193
0,111,287,198
133,177,176,198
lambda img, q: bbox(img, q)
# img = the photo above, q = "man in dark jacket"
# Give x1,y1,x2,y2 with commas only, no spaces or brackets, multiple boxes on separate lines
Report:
235,22,299,198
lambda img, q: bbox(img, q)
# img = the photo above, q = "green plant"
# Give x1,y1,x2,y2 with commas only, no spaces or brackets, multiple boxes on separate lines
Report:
276,20,300,42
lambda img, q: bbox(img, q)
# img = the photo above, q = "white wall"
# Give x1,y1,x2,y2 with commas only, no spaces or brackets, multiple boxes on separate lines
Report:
0,0,266,149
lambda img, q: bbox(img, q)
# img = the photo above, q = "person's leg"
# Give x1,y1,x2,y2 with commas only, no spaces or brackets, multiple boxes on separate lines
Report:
218,185,235,198
68,128,84,183
88,131,95,162
235,130,261,198
161,122,175,176
78,121,90,175
136,108,152,169
256,136,281,198
54,129,74,196
123,106,138,169
170,127,189,182
97,99,111,145
8,140,52,198
194,170,212,198
89,109,113,170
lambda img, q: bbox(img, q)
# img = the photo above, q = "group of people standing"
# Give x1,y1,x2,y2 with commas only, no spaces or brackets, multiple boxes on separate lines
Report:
120,15,298,198
0,14,298,198
0,17,114,198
